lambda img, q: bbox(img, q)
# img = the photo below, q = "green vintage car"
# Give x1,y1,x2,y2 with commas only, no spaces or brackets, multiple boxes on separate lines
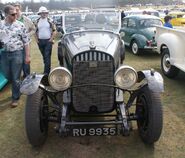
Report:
120,15,163,55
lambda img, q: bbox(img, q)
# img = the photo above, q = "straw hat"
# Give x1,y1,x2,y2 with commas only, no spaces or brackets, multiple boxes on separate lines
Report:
38,6,49,15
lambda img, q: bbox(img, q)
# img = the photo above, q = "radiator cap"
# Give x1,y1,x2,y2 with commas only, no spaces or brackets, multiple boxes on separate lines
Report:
89,41,96,49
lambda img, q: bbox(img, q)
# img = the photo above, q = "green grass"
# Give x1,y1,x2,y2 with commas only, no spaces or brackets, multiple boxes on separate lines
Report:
0,41,185,158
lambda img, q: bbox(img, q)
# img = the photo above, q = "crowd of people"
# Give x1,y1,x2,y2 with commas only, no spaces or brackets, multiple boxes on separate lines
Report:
0,4,56,108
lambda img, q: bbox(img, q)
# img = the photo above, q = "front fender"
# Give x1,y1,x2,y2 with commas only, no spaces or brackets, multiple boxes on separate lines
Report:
142,70,164,93
157,32,185,66
20,73,45,95
131,34,147,48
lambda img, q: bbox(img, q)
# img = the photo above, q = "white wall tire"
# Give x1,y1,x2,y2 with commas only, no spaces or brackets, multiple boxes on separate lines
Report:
131,40,140,55
161,49,179,78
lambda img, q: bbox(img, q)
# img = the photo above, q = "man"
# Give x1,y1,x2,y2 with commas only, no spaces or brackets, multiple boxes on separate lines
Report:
14,3,36,78
121,10,125,20
164,15,173,28
0,5,30,107
35,6,56,75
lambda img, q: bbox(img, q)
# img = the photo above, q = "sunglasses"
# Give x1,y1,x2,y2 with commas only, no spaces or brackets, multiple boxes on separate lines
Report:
41,12,48,15
10,13,17,17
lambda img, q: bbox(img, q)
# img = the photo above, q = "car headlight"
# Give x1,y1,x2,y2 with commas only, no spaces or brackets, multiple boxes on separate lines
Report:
114,65,138,89
48,67,72,91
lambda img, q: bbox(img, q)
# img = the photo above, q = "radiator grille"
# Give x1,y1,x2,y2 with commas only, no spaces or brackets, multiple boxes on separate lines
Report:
74,51,112,62
72,51,115,113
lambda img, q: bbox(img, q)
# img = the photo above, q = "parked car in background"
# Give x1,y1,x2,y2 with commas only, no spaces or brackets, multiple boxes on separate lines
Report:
168,11,185,26
125,9,160,17
27,14,40,24
52,14,63,32
120,15,163,55
0,49,8,90
155,26,185,78
20,10,163,147
0,13,8,90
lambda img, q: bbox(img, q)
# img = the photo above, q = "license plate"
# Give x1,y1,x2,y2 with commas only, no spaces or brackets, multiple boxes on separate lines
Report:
72,127,117,136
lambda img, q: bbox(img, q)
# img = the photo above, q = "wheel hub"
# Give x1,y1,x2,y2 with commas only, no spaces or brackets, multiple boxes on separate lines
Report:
132,43,138,54
163,54,171,72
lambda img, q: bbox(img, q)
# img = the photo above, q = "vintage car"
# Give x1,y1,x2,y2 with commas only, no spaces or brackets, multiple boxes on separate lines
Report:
155,26,185,78
27,14,40,24
120,15,163,55
125,9,160,17
0,12,7,90
0,48,8,90
20,10,164,147
52,14,63,32
168,11,185,26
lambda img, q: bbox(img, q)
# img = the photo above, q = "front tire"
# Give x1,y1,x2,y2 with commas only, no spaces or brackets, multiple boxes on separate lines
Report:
25,89,48,147
161,49,179,78
131,40,140,55
136,86,163,144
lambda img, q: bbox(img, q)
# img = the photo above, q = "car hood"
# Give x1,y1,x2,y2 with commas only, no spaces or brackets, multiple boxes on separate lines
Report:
140,27,156,40
62,30,120,57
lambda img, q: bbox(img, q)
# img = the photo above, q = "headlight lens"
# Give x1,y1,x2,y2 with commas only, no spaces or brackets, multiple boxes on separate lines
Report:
114,65,138,89
48,67,72,91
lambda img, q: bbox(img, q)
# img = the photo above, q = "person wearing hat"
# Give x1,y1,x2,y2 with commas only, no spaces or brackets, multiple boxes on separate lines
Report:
164,15,173,28
35,6,56,75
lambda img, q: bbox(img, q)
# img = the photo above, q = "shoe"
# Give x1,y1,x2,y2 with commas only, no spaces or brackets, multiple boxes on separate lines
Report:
11,100,18,108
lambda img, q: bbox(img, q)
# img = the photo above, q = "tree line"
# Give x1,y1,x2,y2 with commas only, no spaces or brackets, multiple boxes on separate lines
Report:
0,0,181,12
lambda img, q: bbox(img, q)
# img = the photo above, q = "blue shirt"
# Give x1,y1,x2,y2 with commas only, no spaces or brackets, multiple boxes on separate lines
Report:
164,22,173,28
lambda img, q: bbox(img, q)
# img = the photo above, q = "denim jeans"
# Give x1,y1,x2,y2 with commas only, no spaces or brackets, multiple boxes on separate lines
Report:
22,49,30,78
38,39,52,75
1,50,23,101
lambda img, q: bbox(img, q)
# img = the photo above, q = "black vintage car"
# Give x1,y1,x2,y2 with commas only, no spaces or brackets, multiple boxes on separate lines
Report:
21,10,164,147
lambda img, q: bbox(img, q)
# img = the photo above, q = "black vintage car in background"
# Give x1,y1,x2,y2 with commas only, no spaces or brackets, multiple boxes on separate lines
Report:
21,10,164,147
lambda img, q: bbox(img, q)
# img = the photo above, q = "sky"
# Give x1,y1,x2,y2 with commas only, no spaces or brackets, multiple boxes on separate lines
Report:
1,0,49,3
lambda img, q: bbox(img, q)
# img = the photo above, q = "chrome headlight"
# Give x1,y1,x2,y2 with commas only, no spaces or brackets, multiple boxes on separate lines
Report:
48,67,72,91
114,65,138,89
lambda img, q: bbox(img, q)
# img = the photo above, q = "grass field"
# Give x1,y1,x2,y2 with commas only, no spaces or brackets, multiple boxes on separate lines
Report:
0,39,185,158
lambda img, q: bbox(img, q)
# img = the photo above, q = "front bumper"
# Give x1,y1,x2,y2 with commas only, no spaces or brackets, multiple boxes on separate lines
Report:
144,46,157,50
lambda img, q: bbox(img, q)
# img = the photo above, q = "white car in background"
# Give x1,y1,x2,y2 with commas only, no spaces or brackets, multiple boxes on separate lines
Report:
155,26,185,78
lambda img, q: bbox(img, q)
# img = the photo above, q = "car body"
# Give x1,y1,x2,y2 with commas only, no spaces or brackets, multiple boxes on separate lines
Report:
155,26,185,78
52,14,63,32
20,10,164,147
27,14,40,24
0,49,8,90
120,15,163,55
168,11,185,26
125,9,160,17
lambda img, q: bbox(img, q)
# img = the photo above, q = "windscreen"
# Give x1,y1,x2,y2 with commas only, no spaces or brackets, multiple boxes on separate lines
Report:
139,19,163,28
63,10,121,33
